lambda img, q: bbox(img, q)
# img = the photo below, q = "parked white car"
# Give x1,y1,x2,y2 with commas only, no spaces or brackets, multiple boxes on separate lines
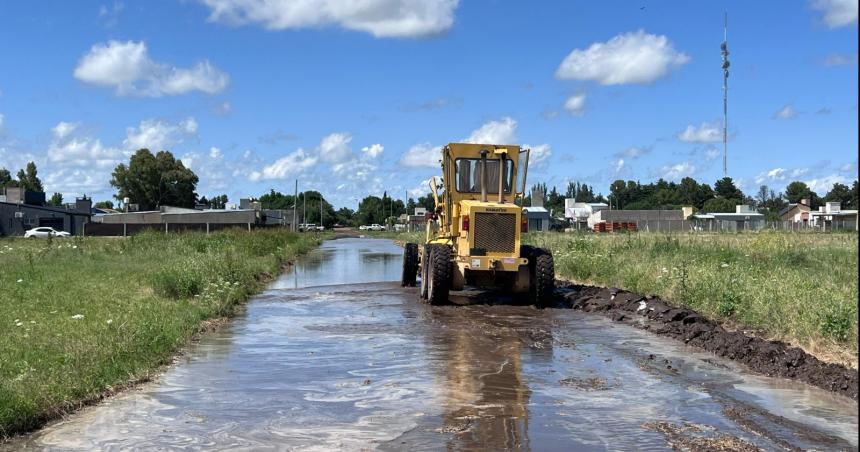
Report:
24,227,70,238
368,224,385,231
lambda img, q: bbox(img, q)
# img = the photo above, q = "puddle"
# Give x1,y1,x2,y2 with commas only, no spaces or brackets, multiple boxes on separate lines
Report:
9,238,857,451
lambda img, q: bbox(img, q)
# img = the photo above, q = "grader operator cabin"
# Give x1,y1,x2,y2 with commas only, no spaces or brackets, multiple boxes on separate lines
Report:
400,143,555,306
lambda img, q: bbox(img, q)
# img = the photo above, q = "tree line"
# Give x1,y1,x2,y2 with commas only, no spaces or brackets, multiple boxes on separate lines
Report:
3,149,858,225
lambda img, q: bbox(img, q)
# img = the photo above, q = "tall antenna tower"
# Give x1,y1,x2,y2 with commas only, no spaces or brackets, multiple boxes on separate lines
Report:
721,12,730,177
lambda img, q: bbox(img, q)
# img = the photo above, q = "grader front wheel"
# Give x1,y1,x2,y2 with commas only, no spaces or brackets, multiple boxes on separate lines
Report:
401,243,418,287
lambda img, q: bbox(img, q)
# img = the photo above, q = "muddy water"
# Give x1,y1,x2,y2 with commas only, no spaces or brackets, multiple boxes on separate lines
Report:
12,238,858,451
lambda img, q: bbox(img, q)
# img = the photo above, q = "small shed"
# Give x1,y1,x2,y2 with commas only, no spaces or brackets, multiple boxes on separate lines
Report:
523,206,550,232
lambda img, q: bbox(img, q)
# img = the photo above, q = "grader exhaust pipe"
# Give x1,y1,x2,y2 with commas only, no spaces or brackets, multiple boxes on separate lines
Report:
480,149,489,203
497,150,506,204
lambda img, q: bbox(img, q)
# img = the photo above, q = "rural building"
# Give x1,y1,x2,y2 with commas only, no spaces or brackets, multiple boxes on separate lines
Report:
809,202,857,230
398,207,428,232
693,205,765,231
779,198,812,223
523,206,550,231
0,188,91,236
564,199,608,230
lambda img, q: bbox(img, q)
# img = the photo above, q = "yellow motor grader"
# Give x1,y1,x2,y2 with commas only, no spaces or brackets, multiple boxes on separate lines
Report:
400,143,555,306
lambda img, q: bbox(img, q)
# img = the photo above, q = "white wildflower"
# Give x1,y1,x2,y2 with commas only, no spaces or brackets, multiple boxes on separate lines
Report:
106,319,113,324
16,279,23,283
15,321,24,327
720,263,729,268
71,314,84,320
72,245,78,249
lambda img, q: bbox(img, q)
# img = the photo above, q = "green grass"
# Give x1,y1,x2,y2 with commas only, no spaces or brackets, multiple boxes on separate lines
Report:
524,231,858,363
0,229,324,437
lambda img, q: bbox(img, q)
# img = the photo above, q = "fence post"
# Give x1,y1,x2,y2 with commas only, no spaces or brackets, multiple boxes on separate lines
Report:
206,222,210,234
123,222,127,237
248,222,251,232
165,222,168,234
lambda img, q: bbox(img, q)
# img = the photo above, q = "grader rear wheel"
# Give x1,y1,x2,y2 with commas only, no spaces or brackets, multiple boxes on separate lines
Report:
419,245,430,300
522,245,555,307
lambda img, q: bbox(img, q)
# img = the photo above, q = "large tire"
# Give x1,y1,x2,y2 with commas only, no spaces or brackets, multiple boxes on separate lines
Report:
401,243,418,287
419,245,430,300
523,245,555,307
427,244,451,306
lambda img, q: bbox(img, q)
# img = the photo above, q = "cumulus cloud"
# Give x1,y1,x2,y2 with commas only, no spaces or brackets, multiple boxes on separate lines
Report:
249,148,318,181
318,132,352,163
677,121,722,143
811,0,858,28
123,117,198,151
74,40,229,96
47,122,122,168
200,0,459,38
615,146,651,159
754,167,810,184
806,174,851,193
563,93,586,116
523,143,552,169
658,162,696,181
361,143,384,159
555,30,689,85
399,142,442,168
773,104,798,119
463,117,517,144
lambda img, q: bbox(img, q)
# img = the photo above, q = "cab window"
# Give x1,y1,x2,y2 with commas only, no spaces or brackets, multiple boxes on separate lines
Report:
454,158,513,194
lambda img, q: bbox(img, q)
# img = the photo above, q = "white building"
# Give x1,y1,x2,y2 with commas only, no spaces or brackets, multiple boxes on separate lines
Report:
564,199,608,229
809,201,858,229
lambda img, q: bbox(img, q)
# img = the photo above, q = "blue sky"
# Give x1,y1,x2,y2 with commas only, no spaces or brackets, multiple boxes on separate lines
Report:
0,0,857,208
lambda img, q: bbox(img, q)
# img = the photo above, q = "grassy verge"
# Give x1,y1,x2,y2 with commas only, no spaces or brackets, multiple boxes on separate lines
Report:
377,229,858,364
0,229,325,437
524,232,858,365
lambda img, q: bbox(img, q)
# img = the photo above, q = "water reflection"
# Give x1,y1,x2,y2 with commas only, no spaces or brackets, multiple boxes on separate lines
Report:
427,308,554,450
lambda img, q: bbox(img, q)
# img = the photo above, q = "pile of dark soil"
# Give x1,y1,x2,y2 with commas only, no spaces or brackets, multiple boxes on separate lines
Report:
559,284,858,400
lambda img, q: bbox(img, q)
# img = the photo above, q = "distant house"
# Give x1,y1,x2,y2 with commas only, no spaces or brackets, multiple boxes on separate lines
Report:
593,209,684,231
523,206,550,231
779,198,812,223
810,202,858,230
0,188,91,236
693,204,765,231
564,199,608,230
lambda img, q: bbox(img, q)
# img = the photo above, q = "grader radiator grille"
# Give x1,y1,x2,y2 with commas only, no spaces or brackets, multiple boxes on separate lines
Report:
473,212,517,254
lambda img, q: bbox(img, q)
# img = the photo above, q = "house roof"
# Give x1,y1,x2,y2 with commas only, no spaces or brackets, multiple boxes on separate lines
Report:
778,202,810,217
0,201,92,217
524,206,548,213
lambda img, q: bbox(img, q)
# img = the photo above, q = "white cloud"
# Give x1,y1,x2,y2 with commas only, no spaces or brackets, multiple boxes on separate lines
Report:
318,132,352,163
249,148,318,181
704,146,721,160
212,101,232,115
616,146,651,159
811,0,858,28
612,158,625,173
209,146,222,158
755,167,810,184
408,178,434,197
824,53,857,66
200,0,459,38
555,30,689,85
74,40,229,96
399,142,442,168
658,162,696,181
0,113,4,129
677,121,722,143
361,143,384,159
52,121,79,139
123,117,198,151
523,143,552,169
464,117,517,144
47,121,121,169
773,104,798,119
563,94,586,116
806,174,850,193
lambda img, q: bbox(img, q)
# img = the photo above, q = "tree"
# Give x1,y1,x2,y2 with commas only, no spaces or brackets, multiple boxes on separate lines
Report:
851,180,859,210
94,200,114,209
416,194,435,211
16,161,43,192
784,181,822,207
703,197,737,213
825,183,852,208
259,189,295,210
713,177,744,201
210,194,228,209
49,192,63,206
0,167,13,189
356,195,384,225
334,207,355,226
110,149,199,210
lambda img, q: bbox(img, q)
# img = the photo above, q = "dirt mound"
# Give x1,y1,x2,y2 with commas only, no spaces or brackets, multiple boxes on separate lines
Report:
559,284,858,401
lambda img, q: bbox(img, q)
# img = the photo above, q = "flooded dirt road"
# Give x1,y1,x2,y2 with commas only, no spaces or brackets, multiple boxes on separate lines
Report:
13,238,858,450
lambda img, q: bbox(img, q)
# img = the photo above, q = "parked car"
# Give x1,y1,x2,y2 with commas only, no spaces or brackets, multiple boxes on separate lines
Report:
298,223,317,232
368,224,386,231
358,225,369,230
24,227,70,238
315,225,325,232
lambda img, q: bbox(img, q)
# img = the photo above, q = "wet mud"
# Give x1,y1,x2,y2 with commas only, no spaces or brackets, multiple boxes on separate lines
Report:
560,284,859,401
7,238,858,451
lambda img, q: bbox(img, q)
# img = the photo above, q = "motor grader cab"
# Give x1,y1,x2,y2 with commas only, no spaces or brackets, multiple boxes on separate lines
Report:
400,143,555,306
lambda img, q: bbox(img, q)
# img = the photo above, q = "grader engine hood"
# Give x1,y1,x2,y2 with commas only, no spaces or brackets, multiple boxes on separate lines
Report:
456,200,526,271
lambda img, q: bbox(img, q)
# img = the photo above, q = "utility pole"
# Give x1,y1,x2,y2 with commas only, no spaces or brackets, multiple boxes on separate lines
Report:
303,192,306,227
319,193,323,227
293,180,298,232
721,12,730,177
